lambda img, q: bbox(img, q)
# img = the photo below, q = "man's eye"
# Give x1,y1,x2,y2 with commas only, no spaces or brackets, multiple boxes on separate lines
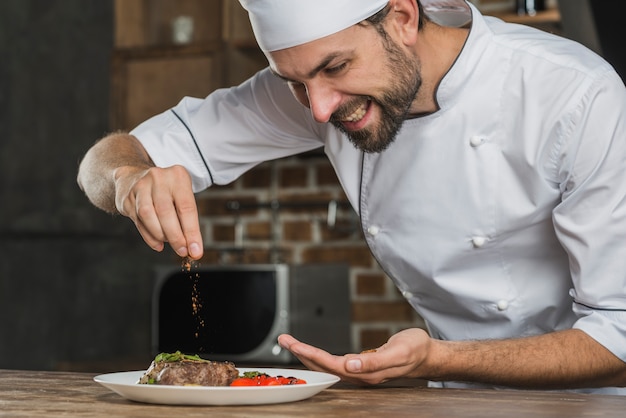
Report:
325,63,347,75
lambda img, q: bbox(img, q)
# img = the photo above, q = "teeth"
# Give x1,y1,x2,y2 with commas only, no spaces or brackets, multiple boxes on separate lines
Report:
343,102,368,122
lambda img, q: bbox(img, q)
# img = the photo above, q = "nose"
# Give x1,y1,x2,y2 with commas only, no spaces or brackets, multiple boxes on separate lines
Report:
305,81,343,124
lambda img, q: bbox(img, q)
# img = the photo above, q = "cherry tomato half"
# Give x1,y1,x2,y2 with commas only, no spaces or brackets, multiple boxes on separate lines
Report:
229,377,256,386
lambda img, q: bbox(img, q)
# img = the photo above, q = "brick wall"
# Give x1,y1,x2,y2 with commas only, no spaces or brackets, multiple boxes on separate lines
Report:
195,153,425,353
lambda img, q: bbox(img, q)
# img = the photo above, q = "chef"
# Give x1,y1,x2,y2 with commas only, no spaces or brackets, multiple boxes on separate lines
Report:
77,0,626,393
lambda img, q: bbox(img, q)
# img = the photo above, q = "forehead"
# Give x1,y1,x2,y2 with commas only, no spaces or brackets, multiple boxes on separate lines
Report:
266,24,374,79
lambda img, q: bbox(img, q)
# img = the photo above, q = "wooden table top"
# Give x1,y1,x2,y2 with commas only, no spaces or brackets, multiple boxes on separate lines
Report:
2,369,626,417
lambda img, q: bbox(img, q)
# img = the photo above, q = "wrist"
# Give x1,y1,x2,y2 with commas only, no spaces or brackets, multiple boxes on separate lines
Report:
418,338,457,382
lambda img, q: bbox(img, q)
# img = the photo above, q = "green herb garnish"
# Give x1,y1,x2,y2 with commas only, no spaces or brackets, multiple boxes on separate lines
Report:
241,371,268,379
154,351,207,363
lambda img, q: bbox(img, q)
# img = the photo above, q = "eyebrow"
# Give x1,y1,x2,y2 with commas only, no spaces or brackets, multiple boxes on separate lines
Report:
271,52,343,83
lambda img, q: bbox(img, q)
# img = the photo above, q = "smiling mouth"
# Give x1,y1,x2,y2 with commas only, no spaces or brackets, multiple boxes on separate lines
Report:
343,100,369,123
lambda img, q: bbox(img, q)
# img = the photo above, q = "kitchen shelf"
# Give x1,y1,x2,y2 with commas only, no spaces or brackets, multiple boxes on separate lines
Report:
488,7,561,34
490,7,560,25
110,0,265,131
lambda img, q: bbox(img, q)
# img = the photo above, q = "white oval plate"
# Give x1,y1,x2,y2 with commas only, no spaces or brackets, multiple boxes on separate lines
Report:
94,368,340,405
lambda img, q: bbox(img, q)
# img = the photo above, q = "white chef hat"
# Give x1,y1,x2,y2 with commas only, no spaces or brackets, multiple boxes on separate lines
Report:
238,0,389,52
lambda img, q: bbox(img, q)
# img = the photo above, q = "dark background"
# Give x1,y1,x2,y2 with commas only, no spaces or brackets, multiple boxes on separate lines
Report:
0,0,164,371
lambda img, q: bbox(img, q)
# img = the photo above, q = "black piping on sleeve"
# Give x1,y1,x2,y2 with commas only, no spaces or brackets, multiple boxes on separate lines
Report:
574,300,626,313
171,109,215,185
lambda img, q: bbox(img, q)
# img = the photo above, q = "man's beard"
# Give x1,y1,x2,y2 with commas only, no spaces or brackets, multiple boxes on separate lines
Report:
330,38,422,154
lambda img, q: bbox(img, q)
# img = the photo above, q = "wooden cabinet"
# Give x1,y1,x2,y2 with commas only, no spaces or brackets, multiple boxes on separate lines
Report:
111,0,266,131
110,44,223,131
114,0,222,48
222,2,267,87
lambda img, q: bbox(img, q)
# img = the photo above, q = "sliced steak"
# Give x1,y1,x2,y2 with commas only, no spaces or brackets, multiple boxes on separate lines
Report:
139,359,239,386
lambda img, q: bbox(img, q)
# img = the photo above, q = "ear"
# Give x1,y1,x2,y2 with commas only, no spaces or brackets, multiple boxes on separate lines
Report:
387,0,419,46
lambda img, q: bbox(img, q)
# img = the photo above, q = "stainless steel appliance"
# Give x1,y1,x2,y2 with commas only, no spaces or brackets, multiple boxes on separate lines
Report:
152,263,351,364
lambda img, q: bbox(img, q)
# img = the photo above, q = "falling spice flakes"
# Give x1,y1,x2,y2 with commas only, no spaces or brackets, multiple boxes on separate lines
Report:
182,256,194,272
182,257,205,345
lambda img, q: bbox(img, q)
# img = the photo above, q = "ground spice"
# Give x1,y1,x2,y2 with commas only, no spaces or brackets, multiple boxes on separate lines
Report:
182,257,205,345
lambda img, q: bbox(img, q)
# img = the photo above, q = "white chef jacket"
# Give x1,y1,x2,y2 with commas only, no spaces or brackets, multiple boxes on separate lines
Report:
132,3,626,394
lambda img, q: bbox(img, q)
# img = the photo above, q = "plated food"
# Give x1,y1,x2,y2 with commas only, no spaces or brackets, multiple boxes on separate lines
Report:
95,367,339,405
137,351,308,387
94,351,337,405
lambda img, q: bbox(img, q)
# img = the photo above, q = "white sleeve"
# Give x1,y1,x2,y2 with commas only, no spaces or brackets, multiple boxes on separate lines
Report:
131,68,326,192
552,68,626,362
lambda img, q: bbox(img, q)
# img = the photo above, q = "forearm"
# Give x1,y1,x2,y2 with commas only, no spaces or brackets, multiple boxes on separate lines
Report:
77,132,154,214
423,329,626,389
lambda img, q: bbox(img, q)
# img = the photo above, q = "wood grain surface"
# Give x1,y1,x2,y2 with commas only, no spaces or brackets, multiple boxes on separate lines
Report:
1,369,625,417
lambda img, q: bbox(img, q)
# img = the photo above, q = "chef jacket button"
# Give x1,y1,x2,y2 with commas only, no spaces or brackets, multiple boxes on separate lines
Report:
496,300,509,311
367,225,380,236
469,135,486,147
472,236,487,248
402,290,414,298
